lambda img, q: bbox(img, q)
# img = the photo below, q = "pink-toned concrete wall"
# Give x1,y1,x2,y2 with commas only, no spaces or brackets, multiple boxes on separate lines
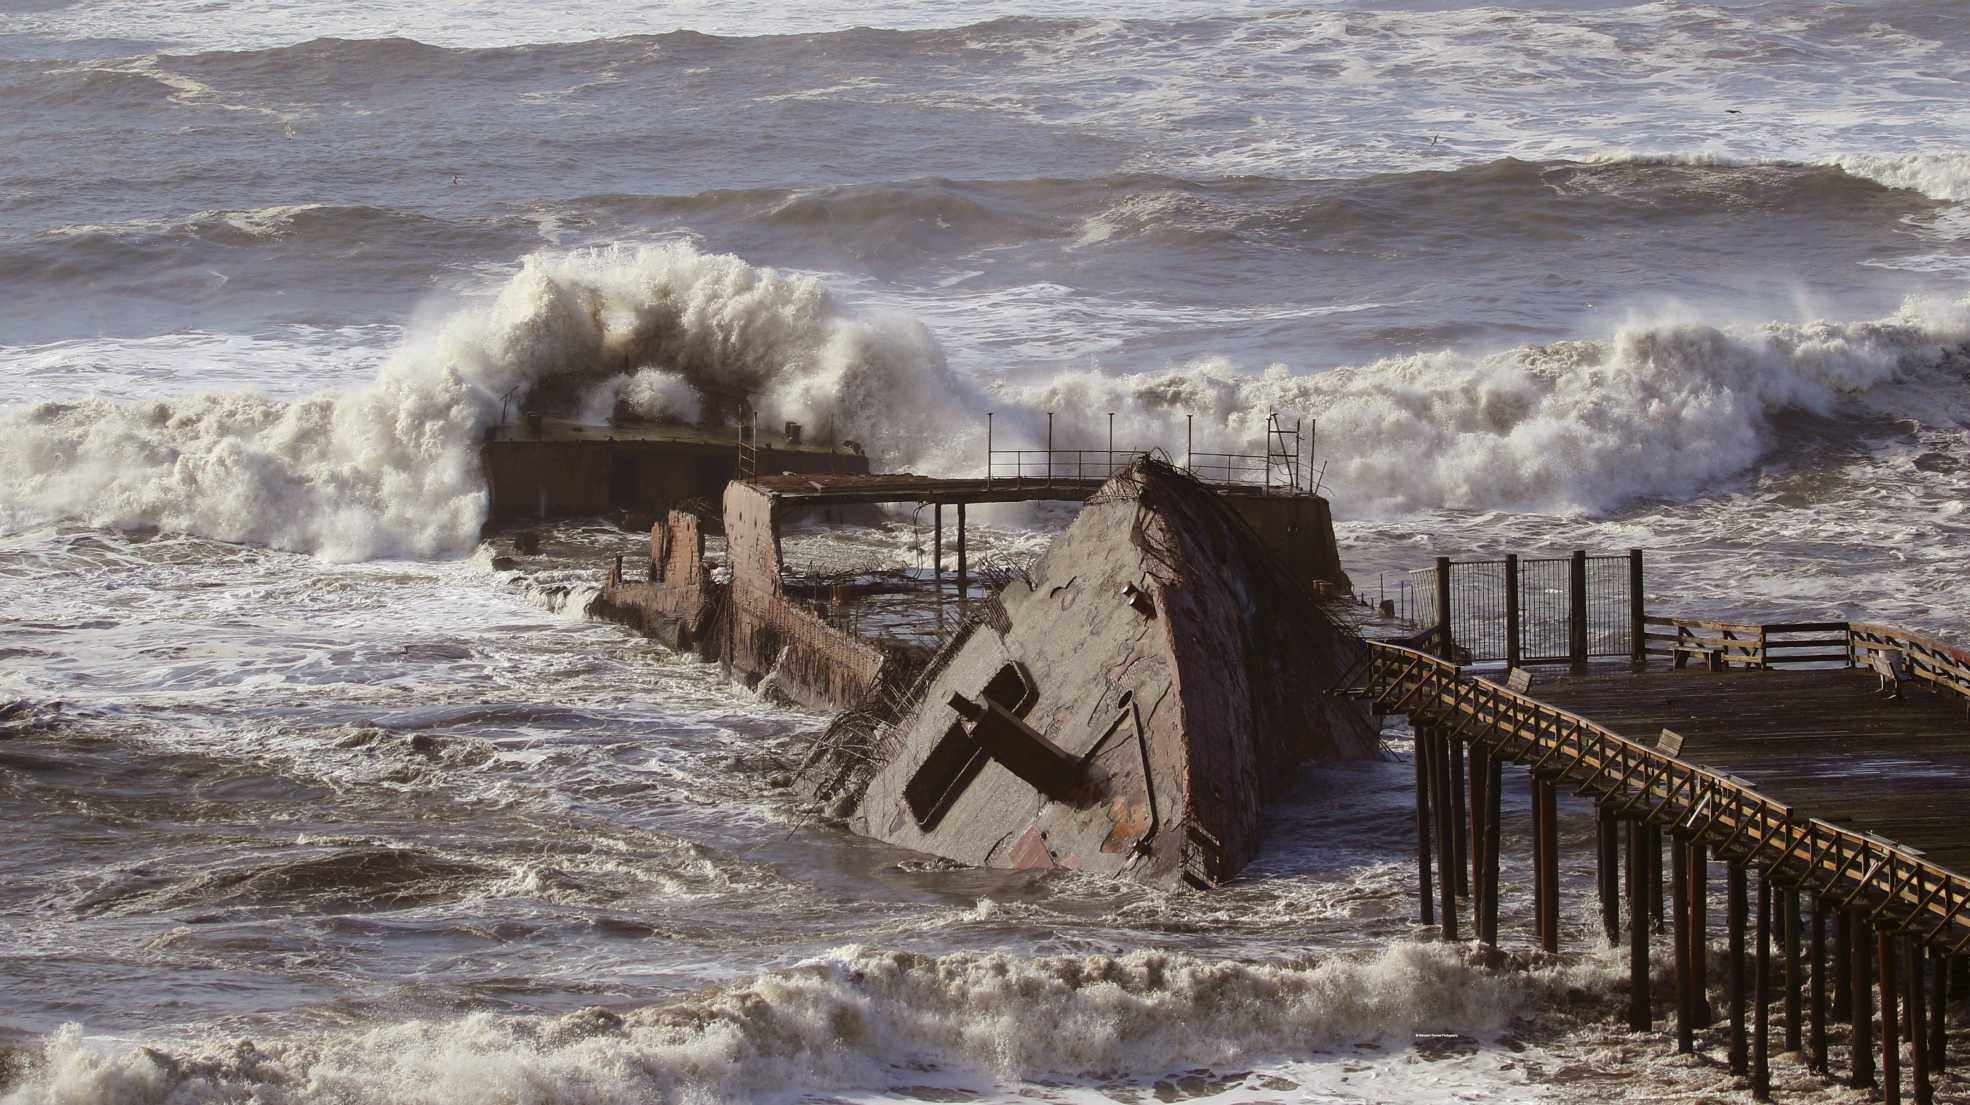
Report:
721,482,886,712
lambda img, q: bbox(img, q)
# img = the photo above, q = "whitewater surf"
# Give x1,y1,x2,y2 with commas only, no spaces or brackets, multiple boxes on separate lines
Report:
5,2,1970,1103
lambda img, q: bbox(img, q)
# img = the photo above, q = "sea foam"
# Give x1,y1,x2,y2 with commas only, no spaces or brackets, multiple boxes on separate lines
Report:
0,243,978,562
1,943,1526,1105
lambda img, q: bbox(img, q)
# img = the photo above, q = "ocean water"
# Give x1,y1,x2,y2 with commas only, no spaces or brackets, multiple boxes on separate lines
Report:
3,1,1969,1102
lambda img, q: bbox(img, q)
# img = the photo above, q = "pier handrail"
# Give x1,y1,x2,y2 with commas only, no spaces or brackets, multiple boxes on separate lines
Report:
1849,622,1970,703
1360,640,1970,952
1640,615,1851,670
1640,615,1970,712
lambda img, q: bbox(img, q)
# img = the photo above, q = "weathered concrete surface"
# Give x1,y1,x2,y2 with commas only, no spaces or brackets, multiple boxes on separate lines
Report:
1224,494,1350,593
720,482,887,712
482,423,870,526
589,511,711,651
840,461,1378,887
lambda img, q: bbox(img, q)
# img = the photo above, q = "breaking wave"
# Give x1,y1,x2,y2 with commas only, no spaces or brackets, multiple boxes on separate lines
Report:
1589,149,1970,204
1,943,1527,1105
0,243,980,561
1014,294,1970,515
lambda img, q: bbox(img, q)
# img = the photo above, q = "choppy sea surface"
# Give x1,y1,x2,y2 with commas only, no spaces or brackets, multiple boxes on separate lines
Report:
3,2,1969,1102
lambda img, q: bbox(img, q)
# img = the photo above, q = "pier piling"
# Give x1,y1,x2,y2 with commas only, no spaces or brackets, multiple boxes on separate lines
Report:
1881,931,1901,1105
1811,896,1829,1073
1415,725,1434,926
1598,804,1621,946
1910,938,1931,1105
1852,910,1876,1090
1451,735,1469,898
1629,819,1651,1030
1690,838,1711,1027
1480,749,1502,950
1785,887,1803,1053
1673,833,1694,1052
1431,726,1458,940
1534,776,1558,952
1729,861,1748,1075
1754,873,1772,1101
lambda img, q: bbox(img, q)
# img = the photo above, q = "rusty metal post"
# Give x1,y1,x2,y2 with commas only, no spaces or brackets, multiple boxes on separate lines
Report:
1854,910,1877,1089
1629,547,1646,666
1883,931,1903,1105
1569,548,1588,673
1505,552,1522,670
1415,724,1435,926
986,411,993,483
1729,860,1749,1075
1108,411,1114,477
1674,832,1694,1052
1435,555,1455,661
956,502,967,608
1629,819,1651,1030
1755,873,1772,1102
1785,887,1803,1053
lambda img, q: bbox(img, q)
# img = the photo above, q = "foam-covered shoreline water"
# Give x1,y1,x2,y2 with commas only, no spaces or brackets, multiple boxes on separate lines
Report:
6,2,1970,1103
2,943,1561,1105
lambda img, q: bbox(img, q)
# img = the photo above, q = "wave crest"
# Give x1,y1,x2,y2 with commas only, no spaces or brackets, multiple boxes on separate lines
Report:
0,243,975,560
2,943,1522,1104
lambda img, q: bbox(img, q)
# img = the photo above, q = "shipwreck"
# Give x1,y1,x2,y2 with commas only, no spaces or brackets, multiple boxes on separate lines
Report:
574,432,1378,887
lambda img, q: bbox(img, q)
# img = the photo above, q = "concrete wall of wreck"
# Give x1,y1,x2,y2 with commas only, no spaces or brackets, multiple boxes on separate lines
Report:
590,510,713,650
721,482,885,713
1223,494,1350,592
1149,487,1380,882
482,439,869,526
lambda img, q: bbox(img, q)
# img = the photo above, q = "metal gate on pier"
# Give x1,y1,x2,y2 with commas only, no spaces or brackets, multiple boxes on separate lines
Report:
1404,549,1644,669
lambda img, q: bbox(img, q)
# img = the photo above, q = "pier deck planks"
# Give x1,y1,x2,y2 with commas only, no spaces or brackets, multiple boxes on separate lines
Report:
1529,667,1970,872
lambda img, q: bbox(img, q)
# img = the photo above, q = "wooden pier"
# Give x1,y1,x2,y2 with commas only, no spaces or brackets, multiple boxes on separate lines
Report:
1355,618,1970,1105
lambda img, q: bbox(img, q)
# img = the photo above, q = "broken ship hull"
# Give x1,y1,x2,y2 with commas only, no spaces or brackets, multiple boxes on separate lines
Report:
809,461,1380,887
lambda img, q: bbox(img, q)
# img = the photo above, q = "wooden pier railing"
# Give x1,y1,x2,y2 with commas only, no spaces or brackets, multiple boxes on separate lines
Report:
1359,640,1970,955
1641,615,1970,717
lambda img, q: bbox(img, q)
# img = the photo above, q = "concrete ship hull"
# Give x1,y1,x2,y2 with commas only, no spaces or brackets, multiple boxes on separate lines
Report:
593,461,1378,886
